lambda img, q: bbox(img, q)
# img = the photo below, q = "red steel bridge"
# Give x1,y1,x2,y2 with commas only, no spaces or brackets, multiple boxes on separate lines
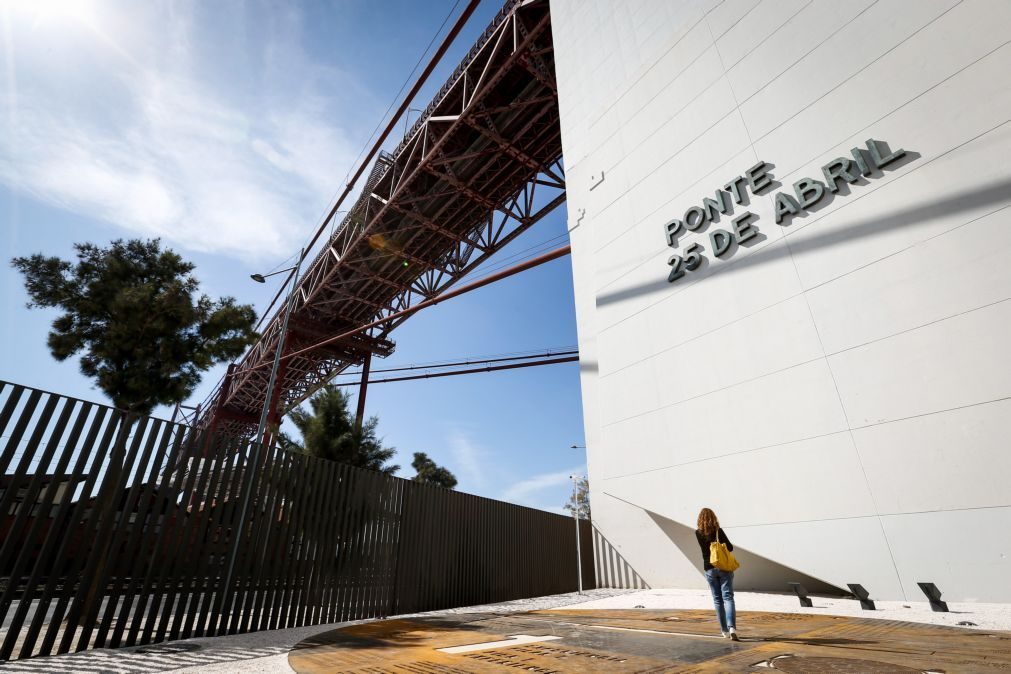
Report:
196,0,565,438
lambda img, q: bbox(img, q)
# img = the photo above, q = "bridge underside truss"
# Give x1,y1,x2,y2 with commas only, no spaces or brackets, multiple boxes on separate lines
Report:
205,0,564,436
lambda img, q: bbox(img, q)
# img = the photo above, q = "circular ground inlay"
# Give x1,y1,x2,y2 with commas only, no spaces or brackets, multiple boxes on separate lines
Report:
288,609,1009,673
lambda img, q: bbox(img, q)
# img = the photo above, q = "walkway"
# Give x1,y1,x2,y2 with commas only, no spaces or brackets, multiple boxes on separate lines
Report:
288,608,1011,673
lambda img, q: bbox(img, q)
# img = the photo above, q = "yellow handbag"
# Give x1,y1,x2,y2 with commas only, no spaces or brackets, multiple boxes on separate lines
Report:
709,530,740,572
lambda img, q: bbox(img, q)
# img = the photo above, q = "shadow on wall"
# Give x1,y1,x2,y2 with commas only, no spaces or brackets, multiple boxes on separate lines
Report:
592,525,650,589
647,511,847,596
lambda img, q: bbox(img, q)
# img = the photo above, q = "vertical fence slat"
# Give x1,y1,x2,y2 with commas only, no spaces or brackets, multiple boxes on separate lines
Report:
341,465,367,622
293,452,325,627
65,414,152,653
0,394,58,527
360,469,381,621
232,441,278,636
10,404,107,660
201,436,247,636
172,432,236,642
0,384,26,443
282,451,313,630
138,430,211,645
392,480,412,616
0,398,88,659
0,395,72,588
105,422,181,649
37,408,125,656
123,426,191,647
327,463,354,624
421,483,437,612
303,454,333,626
331,464,355,623
258,449,296,632
90,418,167,648
316,462,341,624
0,396,82,603
196,433,245,638
389,479,408,616
243,444,287,635
382,477,403,618
313,457,340,624
361,468,380,619
271,451,304,630
0,388,42,473
150,430,215,645
269,451,299,631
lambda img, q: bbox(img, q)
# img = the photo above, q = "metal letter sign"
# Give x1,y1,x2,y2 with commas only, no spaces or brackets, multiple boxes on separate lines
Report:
663,139,909,283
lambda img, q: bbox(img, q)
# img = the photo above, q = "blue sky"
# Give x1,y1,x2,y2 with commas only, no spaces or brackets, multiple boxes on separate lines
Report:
0,0,585,513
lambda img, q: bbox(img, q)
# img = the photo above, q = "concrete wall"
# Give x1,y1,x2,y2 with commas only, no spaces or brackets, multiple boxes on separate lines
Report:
552,0,1011,601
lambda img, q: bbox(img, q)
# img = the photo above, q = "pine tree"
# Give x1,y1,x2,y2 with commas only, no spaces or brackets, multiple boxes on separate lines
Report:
11,238,257,414
411,452,458,489
282,384,399,473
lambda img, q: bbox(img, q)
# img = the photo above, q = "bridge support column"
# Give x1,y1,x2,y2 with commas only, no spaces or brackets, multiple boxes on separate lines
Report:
262,358,287,448
355,352,372,433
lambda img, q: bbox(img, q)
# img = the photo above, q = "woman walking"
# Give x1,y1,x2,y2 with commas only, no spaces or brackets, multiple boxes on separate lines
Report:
696,507,739,640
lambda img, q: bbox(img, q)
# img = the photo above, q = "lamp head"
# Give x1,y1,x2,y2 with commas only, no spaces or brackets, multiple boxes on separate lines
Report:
250,273,266,283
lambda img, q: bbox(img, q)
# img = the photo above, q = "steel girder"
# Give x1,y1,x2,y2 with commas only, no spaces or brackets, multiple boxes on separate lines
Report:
202,0,564,436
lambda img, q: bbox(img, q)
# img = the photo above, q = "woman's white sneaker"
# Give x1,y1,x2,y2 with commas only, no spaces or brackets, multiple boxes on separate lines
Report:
729,628,740,641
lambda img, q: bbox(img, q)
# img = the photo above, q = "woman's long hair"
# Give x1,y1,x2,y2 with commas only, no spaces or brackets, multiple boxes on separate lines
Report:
697,507,719,539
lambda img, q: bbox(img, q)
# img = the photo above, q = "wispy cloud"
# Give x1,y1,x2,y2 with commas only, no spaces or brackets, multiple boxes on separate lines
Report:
449,429,489,490
0,2,362,261
502,466,584,503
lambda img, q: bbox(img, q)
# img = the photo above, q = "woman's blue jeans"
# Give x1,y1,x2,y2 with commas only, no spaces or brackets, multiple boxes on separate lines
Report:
704,568,736,632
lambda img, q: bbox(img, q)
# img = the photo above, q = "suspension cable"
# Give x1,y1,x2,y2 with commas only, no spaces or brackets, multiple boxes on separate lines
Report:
334,348,579,377
330,355,579,386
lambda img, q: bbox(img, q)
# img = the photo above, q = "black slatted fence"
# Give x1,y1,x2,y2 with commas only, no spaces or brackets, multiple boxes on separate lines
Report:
0,380,593,661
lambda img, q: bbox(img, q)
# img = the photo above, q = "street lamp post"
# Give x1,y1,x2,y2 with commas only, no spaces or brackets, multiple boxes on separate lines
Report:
569,442,587,595
249,249,305,445
569,474,584,595
219,250,304,622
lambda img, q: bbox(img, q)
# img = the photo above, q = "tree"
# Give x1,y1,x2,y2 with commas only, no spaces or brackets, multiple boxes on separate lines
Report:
411,452,457,489
282,384,399,473
564,475,590,519
11,239,257,415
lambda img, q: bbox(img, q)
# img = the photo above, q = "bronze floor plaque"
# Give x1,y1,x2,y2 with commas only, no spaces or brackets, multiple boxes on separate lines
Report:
288,609,1011,673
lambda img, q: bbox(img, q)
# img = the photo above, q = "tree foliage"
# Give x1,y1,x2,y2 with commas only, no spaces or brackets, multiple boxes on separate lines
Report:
282,384,399,474
564,475,590,519
410,452,458,489
11,238,257,414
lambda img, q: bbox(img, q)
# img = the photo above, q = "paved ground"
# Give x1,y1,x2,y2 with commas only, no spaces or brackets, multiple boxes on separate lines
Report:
1,589,1008,673
288,609,1011,673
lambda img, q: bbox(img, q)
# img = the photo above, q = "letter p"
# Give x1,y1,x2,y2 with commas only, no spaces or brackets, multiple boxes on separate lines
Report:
664,219,684,248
